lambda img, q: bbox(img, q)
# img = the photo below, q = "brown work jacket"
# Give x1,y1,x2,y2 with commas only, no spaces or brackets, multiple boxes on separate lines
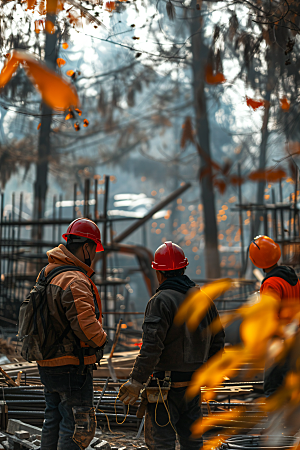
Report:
37,244,107,367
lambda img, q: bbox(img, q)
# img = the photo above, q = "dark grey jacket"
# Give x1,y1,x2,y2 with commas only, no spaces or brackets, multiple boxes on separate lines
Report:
130,281,225,384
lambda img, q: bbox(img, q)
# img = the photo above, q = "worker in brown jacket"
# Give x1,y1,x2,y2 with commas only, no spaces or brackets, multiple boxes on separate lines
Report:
37,218,107,450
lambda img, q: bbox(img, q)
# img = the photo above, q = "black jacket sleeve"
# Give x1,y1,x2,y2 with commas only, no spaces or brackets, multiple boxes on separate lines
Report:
130,293,174,383
207,303,225,359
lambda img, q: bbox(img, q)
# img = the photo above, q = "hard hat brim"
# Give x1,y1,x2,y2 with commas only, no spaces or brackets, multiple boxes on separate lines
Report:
151,260,189,270
62,233,104,252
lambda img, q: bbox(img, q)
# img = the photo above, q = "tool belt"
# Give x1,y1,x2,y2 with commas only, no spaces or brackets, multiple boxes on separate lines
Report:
145,371,171,404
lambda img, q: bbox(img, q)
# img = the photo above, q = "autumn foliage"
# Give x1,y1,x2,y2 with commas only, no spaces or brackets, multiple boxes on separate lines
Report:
205,65,226,85
180,117,288,193
246,96,265,110
0,50,79,111
175,282,300,438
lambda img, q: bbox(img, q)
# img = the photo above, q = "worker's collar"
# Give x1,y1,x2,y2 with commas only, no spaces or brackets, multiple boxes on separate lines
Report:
157,274,195,294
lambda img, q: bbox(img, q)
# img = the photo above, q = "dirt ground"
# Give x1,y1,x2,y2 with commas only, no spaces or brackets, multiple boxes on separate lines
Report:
95,429,181,449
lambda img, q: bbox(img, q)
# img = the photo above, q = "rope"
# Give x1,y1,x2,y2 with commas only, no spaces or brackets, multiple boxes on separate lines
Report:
154,379,177,433
115,383,130,425
95,381,129,434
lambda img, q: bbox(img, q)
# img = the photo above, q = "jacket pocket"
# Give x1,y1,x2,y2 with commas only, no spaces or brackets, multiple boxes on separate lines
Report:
142,316,161,343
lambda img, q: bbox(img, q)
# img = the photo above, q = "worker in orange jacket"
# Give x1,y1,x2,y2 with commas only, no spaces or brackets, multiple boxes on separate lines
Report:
249,235,300,395
37,218,107,450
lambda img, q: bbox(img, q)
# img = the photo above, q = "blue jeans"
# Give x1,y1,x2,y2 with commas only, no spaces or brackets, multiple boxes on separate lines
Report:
38,364,95,450
145,386,203,450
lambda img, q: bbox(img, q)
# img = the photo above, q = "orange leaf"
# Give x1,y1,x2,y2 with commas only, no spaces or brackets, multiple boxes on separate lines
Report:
205,65,226,85
280,98,290,111
83,119,89,127
3,51,79,111
0,55,20,88
45,20,55,34
230,174,244,186
62,42,69,49
37,123,41,130
246,96,265,110
213,178,226,194
248,168,286,182
56,58,66,67
105,1,115,11
66,70,75,77
74,122,80,131
65,113,73,120
181,116,194,148
75,108,82,116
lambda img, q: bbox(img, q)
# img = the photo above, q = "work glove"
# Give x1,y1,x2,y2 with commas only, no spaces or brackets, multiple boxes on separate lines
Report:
118,378,143,405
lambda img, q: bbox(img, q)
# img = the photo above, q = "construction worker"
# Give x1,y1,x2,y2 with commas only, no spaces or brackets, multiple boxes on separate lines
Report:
37,218,107,450
119,241,225,450
249,235,300,395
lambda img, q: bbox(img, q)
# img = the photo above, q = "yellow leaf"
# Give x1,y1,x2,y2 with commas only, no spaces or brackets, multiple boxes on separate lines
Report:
240,310,277,352
210,311,238,335
174,279,233,331
0,55,20,88
186,346,248,399
202,436,226,450
238,294,279,354
62,42,69,49
191,408,245,436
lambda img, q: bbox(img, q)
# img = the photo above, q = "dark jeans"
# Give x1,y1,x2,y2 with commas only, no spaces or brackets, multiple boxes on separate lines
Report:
264,360,289,397
145,386,203,450
38,364,94,450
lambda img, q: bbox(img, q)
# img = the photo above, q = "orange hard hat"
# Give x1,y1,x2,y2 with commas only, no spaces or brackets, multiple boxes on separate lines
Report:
249,235,281,269
62,218,104,252
151,241,189,271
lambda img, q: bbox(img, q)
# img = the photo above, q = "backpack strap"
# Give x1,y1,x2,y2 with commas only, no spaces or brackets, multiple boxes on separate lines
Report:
40,265,89,357
44,265,87,284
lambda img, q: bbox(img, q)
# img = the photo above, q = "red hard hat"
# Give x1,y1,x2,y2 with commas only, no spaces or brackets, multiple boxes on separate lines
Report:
62,218,104,252
249,235,281,269
152,241,189,271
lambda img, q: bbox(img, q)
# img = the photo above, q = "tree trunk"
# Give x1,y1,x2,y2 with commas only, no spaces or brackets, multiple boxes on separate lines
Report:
33,8,58,223
190,6,220,278
253,91,270,236
253,56,275,236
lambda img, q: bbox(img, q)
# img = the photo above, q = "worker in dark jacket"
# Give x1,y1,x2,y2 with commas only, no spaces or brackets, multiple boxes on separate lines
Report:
119,241,225,450
249,235,300,396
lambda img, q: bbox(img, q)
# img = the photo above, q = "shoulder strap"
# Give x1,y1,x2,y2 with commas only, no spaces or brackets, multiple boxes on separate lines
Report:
40,266,88,346
38,265,88,285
